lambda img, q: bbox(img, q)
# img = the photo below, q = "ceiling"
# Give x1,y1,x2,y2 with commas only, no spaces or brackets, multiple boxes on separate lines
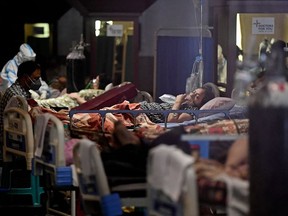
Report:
0,0,158,65
1,0,71,23
2,0,158,23
65,0,158,16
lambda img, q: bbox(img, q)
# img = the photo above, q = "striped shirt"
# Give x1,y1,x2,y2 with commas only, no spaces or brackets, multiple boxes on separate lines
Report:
139,101,198,123
0,81,31,151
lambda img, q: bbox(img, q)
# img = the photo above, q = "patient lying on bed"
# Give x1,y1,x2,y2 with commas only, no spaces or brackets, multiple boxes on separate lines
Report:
34,88,105,109
140,83,217,123
66,87,212,134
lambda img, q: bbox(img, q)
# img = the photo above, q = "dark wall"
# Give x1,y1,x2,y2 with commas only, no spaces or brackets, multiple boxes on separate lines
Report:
0,0,71,69
0,21,24,68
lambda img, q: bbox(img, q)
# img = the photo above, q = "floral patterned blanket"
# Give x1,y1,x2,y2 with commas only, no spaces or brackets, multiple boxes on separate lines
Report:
184,119,249,135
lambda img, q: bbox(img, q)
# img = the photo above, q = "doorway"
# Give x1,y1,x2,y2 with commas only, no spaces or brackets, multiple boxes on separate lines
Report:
236,13,288,62
88,19,135,86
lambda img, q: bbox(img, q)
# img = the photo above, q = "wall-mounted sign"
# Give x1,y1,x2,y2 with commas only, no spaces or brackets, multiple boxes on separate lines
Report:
252,17,274,34
107,24,123,37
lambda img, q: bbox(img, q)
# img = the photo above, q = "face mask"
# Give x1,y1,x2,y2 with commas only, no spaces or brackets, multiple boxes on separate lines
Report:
28,76,41,91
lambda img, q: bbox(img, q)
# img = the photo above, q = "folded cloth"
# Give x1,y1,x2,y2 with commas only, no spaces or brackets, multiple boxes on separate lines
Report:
216,174,249,216
148,144,195,202
34,113,50,157
164,147,195,202
147,144,174,190
78,138,97,178
71,164,78,187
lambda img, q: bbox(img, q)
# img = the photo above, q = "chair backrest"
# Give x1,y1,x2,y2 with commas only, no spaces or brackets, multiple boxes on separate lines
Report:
3,107,34,170
5,95,29,111
34,113,66,168
32,112,75,215
73,138,112,215
73,138,110,195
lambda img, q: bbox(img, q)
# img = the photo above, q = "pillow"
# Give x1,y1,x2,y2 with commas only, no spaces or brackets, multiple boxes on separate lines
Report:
198,97,236,118
159,94,176,103
200,97,236,110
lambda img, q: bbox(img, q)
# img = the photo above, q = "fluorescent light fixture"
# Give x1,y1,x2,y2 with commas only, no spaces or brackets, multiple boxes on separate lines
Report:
33,23,49,38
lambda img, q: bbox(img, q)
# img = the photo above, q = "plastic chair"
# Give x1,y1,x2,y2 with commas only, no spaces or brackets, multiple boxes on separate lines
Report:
33,113,76,216
4,95,29,111
73,139,122,216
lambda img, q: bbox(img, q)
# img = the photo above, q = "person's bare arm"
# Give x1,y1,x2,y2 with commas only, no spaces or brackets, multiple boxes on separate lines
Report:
224,135,249,179
167,94,193,123
68,92,86,104
194,136,249,180
194,158,225,179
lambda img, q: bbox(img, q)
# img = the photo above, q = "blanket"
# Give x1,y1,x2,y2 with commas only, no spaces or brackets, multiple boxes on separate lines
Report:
184,119,249,135
70,100,164,134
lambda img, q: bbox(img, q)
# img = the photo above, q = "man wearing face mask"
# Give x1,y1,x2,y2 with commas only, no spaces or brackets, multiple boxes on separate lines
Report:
0,60,41,158
0,43,50,99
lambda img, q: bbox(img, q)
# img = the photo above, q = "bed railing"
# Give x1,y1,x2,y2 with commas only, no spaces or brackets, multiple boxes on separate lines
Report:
69,109,231,131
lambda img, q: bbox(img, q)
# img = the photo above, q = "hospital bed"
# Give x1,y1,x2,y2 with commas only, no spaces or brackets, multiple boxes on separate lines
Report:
67,94,247,133
67,107,245,146
30,88,249,214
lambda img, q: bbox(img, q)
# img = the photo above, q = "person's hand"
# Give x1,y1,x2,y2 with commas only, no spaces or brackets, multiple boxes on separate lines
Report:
194,158,225,179
40,91,47,99
118,81,131,87
175,94,187,105
168,93,193,123
58,109,69,115
68,92,86,104
68,92,80,100
224,136,249,179
30,90,40,99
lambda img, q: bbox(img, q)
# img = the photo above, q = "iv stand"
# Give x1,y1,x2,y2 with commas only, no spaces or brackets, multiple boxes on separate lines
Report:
186,0,204,93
